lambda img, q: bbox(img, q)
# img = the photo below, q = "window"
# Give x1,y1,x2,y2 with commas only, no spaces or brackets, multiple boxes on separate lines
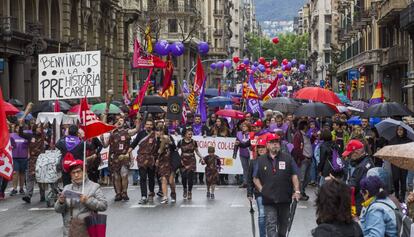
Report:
169,0,178,11
325,52,331,64
215,38,218,48
325,29,331,44
168,19,178,33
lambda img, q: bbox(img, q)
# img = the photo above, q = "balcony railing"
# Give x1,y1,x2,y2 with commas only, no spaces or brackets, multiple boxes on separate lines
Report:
157,3,200,15
400,2,414,31
337,49,382,73
381,45,408,66
378,0,408,25
213,29,223,36
214,9,224,15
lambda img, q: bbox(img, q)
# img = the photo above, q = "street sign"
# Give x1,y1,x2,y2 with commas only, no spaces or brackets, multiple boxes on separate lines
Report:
348,69,359,81
0,58,4,73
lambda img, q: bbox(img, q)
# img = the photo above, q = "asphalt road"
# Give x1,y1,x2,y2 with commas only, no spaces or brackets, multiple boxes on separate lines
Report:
0,185,317,237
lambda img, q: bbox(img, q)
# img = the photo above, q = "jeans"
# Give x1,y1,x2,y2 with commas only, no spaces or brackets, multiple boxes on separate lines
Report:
181,170,194,192
25,172,46,199
300,158,311,194
264,203,291,237
256,196,266,237
407,171,414,191
391,164,408,202
310,157,317,183
132,170,140,183
139,167,155,198
240,156,250,185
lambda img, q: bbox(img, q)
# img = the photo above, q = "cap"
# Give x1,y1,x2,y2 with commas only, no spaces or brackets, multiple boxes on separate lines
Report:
342,139,364,157
68,160,84,172
266,133,280,143
257,138,267,146
252,120,263,127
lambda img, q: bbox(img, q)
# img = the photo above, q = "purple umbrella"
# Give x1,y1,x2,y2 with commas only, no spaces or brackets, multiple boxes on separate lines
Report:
351,100,369,110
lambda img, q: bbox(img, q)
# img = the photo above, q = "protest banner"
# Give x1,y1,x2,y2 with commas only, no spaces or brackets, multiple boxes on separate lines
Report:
38,51,101,101
98,133,110,170
172,135,243,174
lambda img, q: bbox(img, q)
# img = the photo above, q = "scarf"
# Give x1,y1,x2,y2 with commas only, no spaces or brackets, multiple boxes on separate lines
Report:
65,135,81,151
192,123,202,136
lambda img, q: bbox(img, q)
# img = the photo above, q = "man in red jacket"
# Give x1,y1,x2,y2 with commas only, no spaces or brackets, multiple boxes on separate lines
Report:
292,120,311,201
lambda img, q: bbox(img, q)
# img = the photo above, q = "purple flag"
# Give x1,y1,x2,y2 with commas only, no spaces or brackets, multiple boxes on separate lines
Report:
246,98,264,118
196,78,207,123
224,90,233,129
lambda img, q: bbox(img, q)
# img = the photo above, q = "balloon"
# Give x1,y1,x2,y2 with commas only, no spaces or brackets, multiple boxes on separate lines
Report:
277,72,284,79
155,40,170,56
265,68,271,74
299,64,306,72
210,63,217,70
224,60,232,69
243,58,250,65
272,59,278,67
282,65,286,71
259,57,266,65
291,59,297,65
233,56,240,63
265,62,270,68
258,64,266,73
287,62,292,68
282,59,289,65
247,69,252,74
280,85,287,92
251,65,257,72
272,37,279,44
169,42,185,56
253,61,259,67
198,41,209,55
217,61,224,69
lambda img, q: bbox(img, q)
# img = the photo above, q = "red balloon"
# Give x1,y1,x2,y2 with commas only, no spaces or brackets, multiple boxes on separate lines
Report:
265,62,270,68
272,37,279,44
259,57,266,65
282,59,289,65
233,56,240,63
246,69,252,74
272,59,279,67
265,68,271,74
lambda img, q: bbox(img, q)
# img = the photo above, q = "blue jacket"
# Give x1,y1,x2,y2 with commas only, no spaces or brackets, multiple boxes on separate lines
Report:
360,197,397,237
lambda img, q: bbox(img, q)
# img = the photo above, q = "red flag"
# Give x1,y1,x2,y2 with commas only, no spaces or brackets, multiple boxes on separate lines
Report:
193,56,205,94
131,68,154,115
261,77,279,101
161,56,174,94
54,99,61,112
132,38,166,69
122,70,131,105
0,88,13,181
79,97,115,140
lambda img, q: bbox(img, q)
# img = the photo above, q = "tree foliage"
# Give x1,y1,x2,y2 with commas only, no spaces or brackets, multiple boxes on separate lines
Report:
246,33,309,62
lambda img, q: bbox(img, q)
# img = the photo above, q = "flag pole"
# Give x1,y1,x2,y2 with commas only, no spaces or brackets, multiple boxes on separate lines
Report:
82,99,86,194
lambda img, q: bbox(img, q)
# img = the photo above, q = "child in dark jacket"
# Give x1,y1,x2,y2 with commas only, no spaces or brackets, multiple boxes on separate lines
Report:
201,146,221,199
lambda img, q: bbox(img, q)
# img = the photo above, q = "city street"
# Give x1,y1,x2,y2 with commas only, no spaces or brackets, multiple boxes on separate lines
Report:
0,185,317,237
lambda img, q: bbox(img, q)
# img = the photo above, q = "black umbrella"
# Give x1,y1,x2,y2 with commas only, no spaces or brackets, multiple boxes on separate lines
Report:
363,102,413,118
262,97,301,113
249,199,256,237
32,101,71,116
140,105,164,113
286,200,298,237
294,102,336,117
7,98,24,108
142,96,168,106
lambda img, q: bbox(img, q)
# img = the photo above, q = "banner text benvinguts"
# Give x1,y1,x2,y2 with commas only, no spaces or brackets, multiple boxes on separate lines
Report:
38,51,101,101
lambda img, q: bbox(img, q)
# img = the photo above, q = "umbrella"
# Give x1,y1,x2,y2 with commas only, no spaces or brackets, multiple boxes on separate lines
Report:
249,199,256,237
374,142,414,170
294,87,342,104
140,105,164,113
347,106,364,113
7,98,24,107
16,111,33,121
142,96,168,106
3,101,20,115
286,200,298,237
32,101,71,116
335,93,350,104
207,96,233,107
294,102,336,117
204,88,219,98
262,97,301,113
363,102,413,118
91,103,122,115
68,104,92,114
324,102,348,113
347,116,362,125
216,109,245,119
375,118,414,141
351,100,369,110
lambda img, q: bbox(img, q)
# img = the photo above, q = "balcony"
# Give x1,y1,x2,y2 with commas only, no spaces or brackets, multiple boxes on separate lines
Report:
337,49,382,73
214,9,224,16
400,2,414,33
213,29,223,36
157,3,200,16
378,0,408,25
381,45,408,67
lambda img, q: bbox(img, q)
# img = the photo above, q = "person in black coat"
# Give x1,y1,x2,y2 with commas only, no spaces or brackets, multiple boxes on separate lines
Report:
389,125,412,202
318,129,344,184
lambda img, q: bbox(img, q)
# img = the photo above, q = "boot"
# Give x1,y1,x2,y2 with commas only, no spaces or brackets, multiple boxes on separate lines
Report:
170,192,176,203
187,191,192,200
183,189,188,200
114,193,122,202
122,192,130,201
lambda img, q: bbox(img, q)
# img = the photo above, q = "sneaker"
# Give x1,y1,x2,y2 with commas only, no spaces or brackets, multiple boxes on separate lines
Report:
132,182,138,186
206,192,210,198
200,181,205,185
157,191,163,197
308,181,316,187
183,189,188,200
10,189,17,196
160,198,168,204
148,193,154,203
0,192,5,200
122,193,130,201
22,196,31,203
19,189,25,195
239,184,247,188
170,193,176,203
114,194,122,202
210,193,215,199
300,193,309,201
138,197,148,204
187,192,192,200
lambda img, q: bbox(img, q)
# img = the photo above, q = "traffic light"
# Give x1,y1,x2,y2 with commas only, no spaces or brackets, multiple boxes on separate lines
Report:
359,76,365,88
351,79,357,91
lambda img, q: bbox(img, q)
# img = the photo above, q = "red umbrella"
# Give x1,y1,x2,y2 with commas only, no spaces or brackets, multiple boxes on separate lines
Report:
295,87,342,105
3,101,20,115
68,104,91,114
216,109,245,119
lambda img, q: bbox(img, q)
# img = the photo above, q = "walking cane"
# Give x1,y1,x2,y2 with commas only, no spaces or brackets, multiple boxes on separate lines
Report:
286,199,298,237
249,199,256,237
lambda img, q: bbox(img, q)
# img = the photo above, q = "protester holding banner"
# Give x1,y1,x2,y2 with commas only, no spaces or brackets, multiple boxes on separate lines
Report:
177,129,203,200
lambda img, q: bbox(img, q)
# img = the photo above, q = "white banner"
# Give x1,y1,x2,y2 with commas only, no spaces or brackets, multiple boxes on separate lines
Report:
38,51,101,101
172,135,243,175
98,133,110,170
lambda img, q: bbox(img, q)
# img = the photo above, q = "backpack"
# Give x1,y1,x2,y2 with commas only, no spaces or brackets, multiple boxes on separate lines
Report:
374,201,413,237
328,147,345,172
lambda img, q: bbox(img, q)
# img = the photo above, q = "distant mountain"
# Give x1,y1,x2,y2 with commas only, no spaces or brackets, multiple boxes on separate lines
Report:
255,0,306,22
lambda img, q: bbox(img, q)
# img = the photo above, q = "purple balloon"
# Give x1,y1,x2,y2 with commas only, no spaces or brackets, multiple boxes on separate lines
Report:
286,64,291,71
155,40,170,56
169,42,185,56
282,65,286,71
198,41,209,55
258,64,266,73
253,61,259,67
224,60,232,69
277,72,284,79
291,59,297,65
287,62,292,68
217,61,224,69
210,63,217,70
251,65,257,72
243,58,250,65
299,64,306,72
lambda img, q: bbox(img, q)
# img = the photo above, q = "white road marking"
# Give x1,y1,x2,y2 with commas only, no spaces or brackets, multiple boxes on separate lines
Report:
297,205,308,209
230,204,245,208
0,208,8,212
180,204,207,208
28,207,55,211
130,205,157,208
